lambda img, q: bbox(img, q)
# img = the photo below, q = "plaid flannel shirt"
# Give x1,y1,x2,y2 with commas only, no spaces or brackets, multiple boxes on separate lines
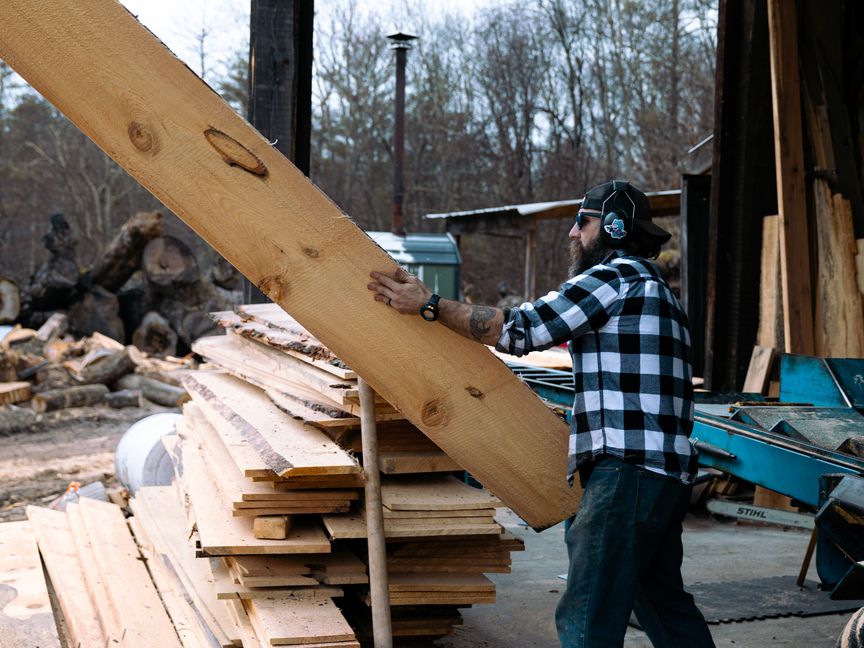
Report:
496,250,698,485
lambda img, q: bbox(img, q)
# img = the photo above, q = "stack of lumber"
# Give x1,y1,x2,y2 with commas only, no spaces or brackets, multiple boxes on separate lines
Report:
120,302,522,643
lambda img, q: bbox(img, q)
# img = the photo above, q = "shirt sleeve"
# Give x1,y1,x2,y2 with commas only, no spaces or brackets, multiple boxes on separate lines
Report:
495,266,623,356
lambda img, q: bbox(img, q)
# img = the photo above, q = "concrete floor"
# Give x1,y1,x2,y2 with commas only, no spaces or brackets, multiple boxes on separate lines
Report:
435,510,854,647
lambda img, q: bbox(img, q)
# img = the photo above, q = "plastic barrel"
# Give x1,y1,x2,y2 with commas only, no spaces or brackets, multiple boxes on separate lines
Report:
114,412,182,494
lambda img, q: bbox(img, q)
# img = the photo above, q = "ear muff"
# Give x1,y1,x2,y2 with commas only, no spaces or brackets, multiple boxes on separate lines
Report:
599,181,636,248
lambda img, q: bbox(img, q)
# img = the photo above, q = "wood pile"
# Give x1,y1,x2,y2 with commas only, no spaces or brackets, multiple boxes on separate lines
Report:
2,210,242,356
0,321,195,433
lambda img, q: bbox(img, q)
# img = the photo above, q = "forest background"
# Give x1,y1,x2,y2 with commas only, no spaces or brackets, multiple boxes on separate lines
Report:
0,0,717,305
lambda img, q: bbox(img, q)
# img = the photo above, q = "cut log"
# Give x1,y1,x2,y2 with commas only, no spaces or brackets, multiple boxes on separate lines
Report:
65,348,134,386
0,381,31,405
0,2,580,528
35,312,69,343
31,384,109,413
140,376,189,407
90,210,163,292
143,236,200,292
104,388,143,409
0,278,21,323
132,311,178,356
68,287,125,342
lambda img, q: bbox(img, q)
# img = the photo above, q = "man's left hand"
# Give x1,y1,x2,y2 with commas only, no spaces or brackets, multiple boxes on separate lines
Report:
368,268,432,315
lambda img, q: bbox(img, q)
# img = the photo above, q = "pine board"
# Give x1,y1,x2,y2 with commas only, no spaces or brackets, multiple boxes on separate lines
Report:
321,514,503,540
25,507,106,648
244,597,357,646
210,559,343,601
0,0,579,529
180,426,332,555
129,487,239,646
0,520,61,647
381,476,502,511
74,498,182,648
378,451,462,474
387,573,495,593
186,372,359,477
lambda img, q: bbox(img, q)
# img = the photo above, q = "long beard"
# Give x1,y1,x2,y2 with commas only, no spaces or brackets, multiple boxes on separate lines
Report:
568,237,609,277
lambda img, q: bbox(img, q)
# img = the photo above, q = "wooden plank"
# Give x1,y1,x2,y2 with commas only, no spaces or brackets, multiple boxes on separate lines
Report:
742,346,775,394
127,515,224,648
0,381,31,405
186,372,360,478
0,0,578,529
812,187,864,357
129,487,238,647
382,508,496,520
25,507,106,648
253,516,291,540
381,476,502,511
387,573,495,593
378,450,462,474
210,559,343,601
75,498,182,648
757,215,784,350
180,432,332,556
321,514,502,540
0,520,61,647
767,0,814,355
244,597,357,646
212,310,356,380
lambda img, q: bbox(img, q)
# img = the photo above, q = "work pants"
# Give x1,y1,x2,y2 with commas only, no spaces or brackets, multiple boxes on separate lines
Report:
555,455,715,648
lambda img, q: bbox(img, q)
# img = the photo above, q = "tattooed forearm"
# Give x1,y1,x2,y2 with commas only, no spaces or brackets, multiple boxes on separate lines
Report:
469,306,497,341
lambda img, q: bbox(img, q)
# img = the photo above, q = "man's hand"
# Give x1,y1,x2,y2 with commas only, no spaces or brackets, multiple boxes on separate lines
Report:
368,268,432,315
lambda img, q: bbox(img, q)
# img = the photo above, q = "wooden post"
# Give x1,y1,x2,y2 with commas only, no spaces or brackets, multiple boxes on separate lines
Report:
358,378,392,648
767,0,814,356
524,220,537,301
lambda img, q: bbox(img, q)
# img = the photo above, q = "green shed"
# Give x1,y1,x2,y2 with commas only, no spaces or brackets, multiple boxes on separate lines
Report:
367,232,462,300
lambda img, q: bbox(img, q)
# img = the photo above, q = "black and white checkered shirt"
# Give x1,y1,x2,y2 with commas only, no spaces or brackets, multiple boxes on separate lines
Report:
496,250,698,485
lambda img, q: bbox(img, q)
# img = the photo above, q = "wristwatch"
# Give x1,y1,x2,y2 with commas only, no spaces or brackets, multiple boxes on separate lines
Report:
419,294,441,321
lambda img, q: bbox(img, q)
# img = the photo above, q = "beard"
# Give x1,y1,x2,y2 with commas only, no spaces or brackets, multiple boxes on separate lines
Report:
568,236,609,277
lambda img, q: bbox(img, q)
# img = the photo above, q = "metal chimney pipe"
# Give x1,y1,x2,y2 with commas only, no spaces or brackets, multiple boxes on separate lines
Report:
387,32,417,237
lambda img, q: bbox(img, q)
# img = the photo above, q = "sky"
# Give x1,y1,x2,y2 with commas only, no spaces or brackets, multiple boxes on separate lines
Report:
119,0,495,82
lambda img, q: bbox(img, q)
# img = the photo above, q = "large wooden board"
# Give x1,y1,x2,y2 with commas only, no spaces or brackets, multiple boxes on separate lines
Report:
0,0,579,529
0,520,61,647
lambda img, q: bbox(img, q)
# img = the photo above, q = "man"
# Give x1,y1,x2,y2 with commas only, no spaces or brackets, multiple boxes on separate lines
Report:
368,180,714,648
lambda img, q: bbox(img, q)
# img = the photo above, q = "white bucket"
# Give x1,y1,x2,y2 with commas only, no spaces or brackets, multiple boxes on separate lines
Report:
114,412,182,494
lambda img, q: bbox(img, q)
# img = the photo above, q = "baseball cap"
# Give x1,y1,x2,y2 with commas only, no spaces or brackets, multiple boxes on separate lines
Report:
581,180,671,243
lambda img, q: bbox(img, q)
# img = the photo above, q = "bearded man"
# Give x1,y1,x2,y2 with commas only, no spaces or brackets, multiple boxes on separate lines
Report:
368,180,714,648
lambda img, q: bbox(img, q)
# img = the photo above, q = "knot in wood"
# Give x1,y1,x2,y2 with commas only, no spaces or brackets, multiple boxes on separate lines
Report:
128,121,155,153
204,128,268,178
465,386,484,399
421,398,447,427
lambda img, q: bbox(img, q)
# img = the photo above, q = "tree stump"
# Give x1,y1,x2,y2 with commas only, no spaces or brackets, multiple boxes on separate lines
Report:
132,311,178,357
68,287,125,342
90,211,164,292
143,236,200,293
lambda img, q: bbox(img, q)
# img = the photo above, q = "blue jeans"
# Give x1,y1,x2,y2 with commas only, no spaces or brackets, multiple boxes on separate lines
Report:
555,455,715,648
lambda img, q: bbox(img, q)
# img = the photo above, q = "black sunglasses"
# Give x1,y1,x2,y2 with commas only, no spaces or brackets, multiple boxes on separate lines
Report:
576,210,598,230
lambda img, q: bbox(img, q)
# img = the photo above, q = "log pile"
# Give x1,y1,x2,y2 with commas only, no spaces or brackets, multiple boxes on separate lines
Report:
0,321,195,433
12,211,241,356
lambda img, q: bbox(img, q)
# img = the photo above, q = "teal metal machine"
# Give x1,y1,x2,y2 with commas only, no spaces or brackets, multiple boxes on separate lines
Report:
509,355,864,597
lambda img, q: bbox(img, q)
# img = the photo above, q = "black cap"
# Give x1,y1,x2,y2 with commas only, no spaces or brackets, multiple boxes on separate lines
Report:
582,180,671,243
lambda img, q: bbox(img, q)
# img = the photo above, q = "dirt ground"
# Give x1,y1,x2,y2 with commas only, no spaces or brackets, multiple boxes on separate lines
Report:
0,401,178,522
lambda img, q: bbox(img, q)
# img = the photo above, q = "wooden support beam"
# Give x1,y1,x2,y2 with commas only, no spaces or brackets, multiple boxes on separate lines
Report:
767,0,814,355
0,0,578,529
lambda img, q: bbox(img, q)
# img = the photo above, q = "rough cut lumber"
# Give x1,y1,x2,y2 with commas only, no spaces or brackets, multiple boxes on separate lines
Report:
378,450,462,474
253,515,292,540
25,507,106,647
91,210,164,292
742,346,775,394
0,380,32,405
127,515,224,648
129,487,238,646
381,475,502,511
243,597,358,646
813,186,864,358
0,0,578,529
31,383,109,413
0,520,61,647
757,215,784,350
210,558,343,601
186,371,359,478
767,0,814,356
74,498,182,648
321,514,502,540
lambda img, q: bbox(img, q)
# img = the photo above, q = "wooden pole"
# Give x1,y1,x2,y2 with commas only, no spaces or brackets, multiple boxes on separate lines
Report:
524,220,537,301
358,378,392,648
767,0,814,356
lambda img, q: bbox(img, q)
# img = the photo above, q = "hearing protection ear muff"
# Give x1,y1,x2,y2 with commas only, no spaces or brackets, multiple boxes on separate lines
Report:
599,180,636,248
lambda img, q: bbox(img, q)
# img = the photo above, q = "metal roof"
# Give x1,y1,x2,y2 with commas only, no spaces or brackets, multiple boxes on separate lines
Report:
367,231,461,265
